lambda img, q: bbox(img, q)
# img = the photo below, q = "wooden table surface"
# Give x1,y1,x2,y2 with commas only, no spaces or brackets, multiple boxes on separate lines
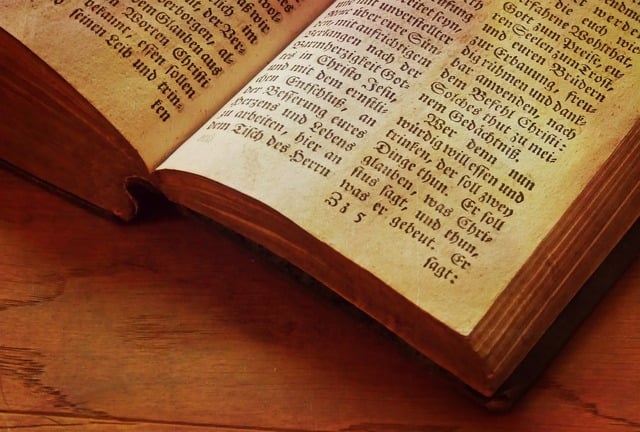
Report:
1,166,638,431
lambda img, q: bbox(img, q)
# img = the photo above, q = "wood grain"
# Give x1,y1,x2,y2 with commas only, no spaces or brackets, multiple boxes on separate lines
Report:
0,166,638,431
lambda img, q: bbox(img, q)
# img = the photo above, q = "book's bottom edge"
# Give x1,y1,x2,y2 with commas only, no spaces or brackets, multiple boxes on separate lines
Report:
178,200,638,410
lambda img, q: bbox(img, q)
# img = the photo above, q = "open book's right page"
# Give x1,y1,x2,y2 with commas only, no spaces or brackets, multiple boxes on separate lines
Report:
160,0,640,334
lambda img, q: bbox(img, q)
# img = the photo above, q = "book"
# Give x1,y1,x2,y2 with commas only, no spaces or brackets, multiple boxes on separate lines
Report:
1,0,638,402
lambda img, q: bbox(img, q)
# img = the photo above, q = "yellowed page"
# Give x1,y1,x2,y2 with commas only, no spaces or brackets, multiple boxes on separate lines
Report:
161,0,640,333
0,0,333,169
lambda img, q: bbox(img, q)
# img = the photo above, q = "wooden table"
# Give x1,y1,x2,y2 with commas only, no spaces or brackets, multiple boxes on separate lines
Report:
1,166,638,431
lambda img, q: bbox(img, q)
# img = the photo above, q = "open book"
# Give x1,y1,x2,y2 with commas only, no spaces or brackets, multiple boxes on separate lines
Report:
2,0,638,402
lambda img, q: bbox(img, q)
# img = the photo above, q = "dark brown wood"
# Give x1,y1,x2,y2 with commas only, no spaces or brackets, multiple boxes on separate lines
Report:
1,166,638,431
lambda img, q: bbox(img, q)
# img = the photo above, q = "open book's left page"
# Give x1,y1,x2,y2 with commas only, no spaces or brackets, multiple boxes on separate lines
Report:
0,0,333,170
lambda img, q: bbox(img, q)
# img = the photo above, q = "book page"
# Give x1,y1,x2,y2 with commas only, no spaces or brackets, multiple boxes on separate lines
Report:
0,0,333,169
160,0,640,333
